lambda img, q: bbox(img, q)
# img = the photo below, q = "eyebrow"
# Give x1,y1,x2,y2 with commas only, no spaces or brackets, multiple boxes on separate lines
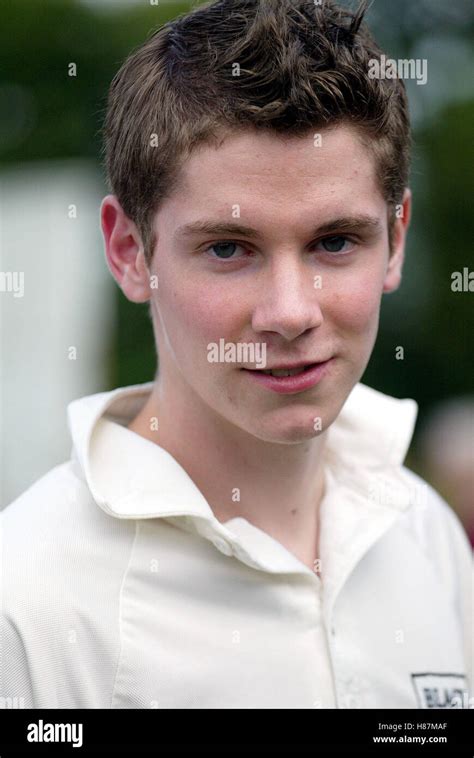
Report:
174,214,383,241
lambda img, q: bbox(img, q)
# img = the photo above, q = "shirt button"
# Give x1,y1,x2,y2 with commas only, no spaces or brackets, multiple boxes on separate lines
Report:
211,537,233,556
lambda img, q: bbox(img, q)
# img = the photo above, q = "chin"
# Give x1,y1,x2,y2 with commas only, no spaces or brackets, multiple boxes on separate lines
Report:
246,411,331,445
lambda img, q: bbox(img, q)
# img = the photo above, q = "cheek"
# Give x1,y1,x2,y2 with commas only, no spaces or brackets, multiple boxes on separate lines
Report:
326,271,383,334
159,277,245,357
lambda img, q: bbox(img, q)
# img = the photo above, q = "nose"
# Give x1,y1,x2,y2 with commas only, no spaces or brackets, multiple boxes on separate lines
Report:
251,255,323,341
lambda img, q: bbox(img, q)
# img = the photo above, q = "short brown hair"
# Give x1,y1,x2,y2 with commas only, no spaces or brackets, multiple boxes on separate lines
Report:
102,0,411,265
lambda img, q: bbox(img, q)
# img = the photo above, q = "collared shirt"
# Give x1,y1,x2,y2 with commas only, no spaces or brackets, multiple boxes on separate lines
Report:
1,381,472,709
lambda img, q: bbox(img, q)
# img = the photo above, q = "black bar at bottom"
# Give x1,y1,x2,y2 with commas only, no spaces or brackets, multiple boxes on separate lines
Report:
0,708,472,756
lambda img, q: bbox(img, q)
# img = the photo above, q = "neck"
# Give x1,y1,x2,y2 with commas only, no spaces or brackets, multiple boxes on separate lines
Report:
127,373,329,572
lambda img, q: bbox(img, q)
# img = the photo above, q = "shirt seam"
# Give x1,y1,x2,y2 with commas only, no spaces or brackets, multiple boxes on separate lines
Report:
109,519,139,709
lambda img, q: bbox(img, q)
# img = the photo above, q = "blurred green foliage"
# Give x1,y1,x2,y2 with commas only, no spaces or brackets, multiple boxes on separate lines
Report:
1,0,473,456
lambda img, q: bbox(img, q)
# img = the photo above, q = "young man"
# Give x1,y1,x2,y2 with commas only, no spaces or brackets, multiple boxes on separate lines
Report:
1,0,472,709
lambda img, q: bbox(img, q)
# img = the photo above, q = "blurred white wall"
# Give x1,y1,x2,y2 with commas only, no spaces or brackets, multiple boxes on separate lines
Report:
0,159,115,508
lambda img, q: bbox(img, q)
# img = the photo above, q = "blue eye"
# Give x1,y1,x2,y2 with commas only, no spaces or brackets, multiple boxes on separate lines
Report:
207,242,242,259
203,235,355,262
318,236,351,254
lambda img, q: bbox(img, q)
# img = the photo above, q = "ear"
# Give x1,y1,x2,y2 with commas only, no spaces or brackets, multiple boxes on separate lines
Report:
383,188,412,294
100,194,151,303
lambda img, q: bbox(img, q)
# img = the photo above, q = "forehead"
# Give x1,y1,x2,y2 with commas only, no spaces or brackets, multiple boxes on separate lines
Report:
160,124,385,227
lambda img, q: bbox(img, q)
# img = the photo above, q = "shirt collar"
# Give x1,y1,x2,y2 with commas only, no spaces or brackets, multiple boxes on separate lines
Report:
67,380,418,523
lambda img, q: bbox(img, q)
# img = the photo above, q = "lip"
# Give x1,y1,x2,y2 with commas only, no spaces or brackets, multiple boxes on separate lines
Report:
253,360,325,370
241,358,334,394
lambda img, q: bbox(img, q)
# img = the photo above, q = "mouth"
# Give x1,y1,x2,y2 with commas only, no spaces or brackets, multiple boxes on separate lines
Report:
256,364,316,377
244,360,329,377
241,359,334,394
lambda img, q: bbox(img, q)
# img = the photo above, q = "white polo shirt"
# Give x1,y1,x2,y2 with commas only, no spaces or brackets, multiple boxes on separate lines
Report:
1,381,472,709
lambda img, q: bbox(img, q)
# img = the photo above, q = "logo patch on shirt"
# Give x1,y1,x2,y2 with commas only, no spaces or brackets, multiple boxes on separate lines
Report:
411,673,471,708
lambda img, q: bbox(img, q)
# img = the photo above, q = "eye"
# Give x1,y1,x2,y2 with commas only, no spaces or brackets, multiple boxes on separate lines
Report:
204,241,246,260
317,235,354,254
